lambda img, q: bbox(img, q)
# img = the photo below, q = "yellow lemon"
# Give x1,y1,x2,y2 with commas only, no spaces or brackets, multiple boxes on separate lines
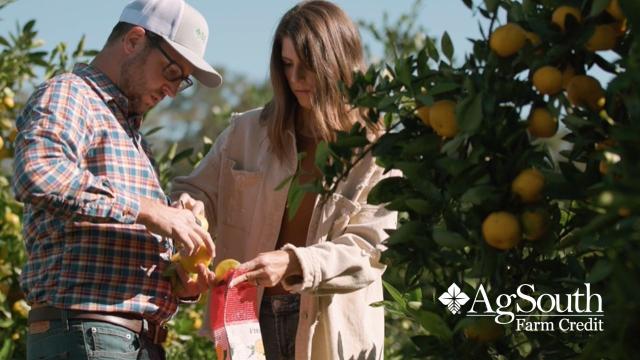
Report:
416,106,431,127
532,66,563,95
521,209,549,241
586,25,618,52
528,108,558,138
490,23,527,57
552,6,582,32
429,100,459,139
566,75,605,111
12,299,29,318
606,0,625,21
512,168,545,204
214,258,241,280
0,135,4,151
4,211,20,228
175,246,212,274
482,212,521,250
2,96,14,109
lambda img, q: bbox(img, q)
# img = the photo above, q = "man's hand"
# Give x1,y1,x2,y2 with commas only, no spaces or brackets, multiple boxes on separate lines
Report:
174,263,217,298
137,197,215,258
174,193,205,219
229,250,302,288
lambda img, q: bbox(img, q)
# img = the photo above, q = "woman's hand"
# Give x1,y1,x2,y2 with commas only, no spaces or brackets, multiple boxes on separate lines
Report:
229,250,302,288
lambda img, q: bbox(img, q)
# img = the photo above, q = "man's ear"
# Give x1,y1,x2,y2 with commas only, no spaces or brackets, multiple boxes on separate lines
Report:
121,26,147,55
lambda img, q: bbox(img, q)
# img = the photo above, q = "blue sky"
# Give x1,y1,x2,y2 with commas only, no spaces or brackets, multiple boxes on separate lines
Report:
0,0,478,82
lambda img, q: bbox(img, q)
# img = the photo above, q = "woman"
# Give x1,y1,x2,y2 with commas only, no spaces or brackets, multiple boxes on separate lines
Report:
172,1,397,359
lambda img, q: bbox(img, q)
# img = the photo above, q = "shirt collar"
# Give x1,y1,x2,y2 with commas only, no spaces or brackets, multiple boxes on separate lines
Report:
73,63,143,130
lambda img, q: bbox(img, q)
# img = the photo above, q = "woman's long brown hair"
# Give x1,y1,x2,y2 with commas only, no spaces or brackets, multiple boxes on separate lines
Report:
260,0,367,161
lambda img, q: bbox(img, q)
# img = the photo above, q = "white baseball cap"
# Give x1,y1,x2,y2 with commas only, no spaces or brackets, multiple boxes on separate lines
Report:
119,0,223,88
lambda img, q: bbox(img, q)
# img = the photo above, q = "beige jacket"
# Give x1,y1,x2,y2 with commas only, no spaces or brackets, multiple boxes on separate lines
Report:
171,108,398,360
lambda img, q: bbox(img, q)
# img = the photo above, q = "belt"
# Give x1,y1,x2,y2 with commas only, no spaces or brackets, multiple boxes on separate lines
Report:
28,306,168,344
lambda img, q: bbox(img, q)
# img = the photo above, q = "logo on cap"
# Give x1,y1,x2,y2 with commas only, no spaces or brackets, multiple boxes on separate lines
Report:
195,28,206,43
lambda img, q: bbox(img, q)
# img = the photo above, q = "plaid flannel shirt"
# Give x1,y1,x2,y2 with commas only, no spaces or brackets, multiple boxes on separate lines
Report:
12,63,178,323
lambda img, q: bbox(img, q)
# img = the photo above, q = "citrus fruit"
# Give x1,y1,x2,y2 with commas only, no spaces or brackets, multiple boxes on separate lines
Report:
521,209,549,241
566,75,604,111
175,246,212,274
0,136,4,151
489,23,527,57
416,106,431,127
464,318,504,342
2,96,14,109
482,212,521,250
586,25,618,52
528,107,558,138
4,211,20,228
512,168,545,204
606,0,625,21
533,66,563,95
552,6,582,32
214,258,241,280
429,100,459,138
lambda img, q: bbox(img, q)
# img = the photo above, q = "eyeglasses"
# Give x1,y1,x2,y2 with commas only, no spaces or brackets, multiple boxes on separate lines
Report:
145,32,193,92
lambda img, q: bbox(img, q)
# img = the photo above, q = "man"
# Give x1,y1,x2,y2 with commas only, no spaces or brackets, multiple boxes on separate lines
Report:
12,0,220,358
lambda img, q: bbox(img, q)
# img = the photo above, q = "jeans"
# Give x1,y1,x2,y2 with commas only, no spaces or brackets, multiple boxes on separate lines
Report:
26,317,165,360
259,294,300,360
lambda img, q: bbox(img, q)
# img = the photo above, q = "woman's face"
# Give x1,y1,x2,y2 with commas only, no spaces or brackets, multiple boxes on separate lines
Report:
281,37,315,109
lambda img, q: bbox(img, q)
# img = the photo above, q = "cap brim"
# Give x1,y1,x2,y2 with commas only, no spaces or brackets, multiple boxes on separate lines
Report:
164,38,223,88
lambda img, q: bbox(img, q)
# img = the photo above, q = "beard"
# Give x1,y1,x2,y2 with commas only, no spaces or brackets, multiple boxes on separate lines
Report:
119,48,155,116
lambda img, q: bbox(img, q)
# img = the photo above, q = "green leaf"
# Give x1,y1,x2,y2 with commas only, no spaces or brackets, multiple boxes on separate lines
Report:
333,134,369,148
429,82,460,96
413,310,453,341
368,177,407,204
460,0,473,9
484,0,499,13
587,259,612,283
171,148,193,165
433,228,470,249
314,141,330,171
386,221,426,244
395,57,413,88
441,31,454,62
286,180,306,220
0,36,9,47
405,198,433,215
383,280,407,308
456,93,483,133
143,126,163,137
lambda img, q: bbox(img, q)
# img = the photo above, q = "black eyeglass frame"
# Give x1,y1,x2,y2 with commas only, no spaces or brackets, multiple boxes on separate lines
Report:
145,32,194,92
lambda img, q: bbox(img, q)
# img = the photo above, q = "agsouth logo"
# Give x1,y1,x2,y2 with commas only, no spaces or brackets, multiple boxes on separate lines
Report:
438,283,604,332
438,283,469,314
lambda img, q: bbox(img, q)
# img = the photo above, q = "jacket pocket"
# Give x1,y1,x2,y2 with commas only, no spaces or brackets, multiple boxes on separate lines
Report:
219,157,263,231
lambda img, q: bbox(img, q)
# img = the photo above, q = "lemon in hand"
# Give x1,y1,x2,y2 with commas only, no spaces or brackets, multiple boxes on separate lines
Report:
173,246,212,274
215,258,241,281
